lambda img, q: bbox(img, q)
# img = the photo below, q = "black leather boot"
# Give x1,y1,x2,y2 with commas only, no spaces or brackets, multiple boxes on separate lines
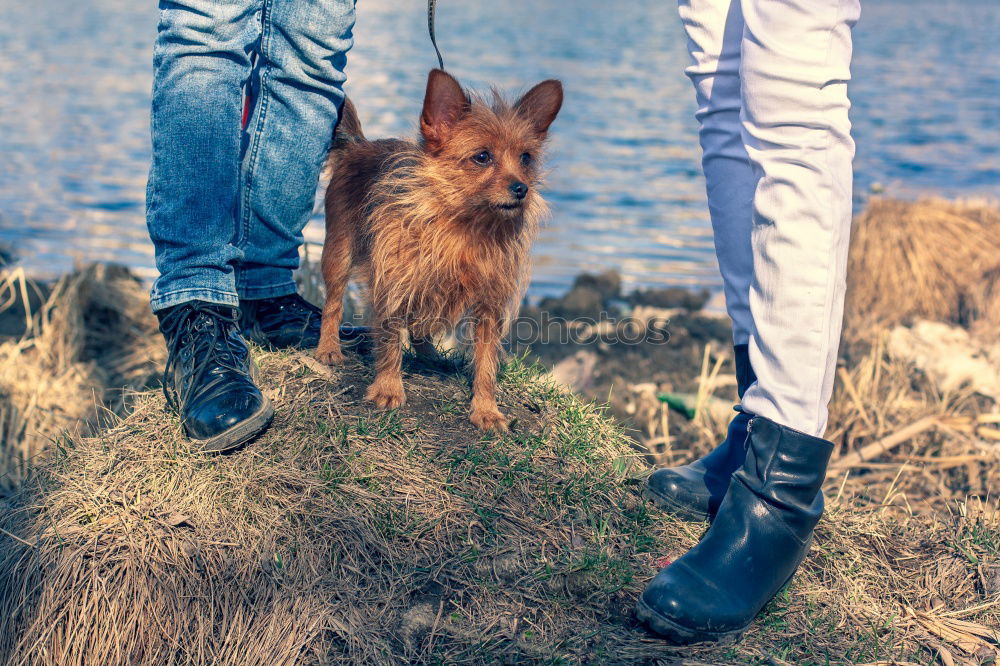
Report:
242,292,371,352
158,301,274,452
644,344,757,521
240,292,323,350
636,415,833,644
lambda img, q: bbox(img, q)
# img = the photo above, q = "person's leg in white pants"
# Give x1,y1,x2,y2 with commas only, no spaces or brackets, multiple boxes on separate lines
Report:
678,0,858,435
679,0,755,350
637,0,860,644
739,0,859,436
642,0,759,525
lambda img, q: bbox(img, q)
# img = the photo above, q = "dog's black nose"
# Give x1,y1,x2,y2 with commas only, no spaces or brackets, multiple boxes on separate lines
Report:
509,181,528,200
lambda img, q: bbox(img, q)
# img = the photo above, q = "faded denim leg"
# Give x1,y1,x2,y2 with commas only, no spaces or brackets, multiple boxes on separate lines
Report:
146,0,262,312
236,0,356,300
677,0,755,347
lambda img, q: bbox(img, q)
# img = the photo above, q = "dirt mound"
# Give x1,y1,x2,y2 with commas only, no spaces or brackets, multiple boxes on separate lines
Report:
0,350,996,664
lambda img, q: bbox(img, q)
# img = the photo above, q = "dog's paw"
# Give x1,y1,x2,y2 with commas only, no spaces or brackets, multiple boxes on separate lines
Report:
315,346,346,365
470,408,509,432
366,383,406,409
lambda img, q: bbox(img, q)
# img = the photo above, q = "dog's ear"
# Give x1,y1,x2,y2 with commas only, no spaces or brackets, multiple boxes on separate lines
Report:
515,80,563,138
421,69,468,152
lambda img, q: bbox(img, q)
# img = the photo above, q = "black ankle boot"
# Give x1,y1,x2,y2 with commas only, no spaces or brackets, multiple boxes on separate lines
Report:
644,410,751,521
158,301,274,452
240,292,323,350
644,344,756,521
636,415,833,644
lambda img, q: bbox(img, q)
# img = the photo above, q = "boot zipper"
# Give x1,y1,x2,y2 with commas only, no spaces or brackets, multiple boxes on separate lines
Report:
741,415,755,451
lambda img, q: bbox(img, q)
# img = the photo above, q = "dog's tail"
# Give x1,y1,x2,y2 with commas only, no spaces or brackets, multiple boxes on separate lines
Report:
332,97,364,149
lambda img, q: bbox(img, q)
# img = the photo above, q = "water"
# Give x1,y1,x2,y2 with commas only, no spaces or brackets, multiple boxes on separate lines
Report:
0,0,997,299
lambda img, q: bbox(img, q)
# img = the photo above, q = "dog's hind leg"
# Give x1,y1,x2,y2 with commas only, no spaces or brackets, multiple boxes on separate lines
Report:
366,319,406,409
316,221,352,365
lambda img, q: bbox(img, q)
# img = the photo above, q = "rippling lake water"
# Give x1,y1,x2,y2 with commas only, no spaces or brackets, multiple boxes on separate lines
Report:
0,0,997,299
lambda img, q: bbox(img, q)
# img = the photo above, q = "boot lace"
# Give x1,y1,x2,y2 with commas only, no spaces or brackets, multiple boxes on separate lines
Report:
160,303,244,412
267,293,321,329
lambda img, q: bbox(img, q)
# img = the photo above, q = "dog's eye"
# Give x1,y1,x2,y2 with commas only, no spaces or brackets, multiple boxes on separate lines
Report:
520,152,533,166
471,150,493,166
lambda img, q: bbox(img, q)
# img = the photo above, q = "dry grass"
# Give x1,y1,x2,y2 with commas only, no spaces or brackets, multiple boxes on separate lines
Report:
844,197,1000,341
639,336,1000,526
824,333,1000,515
0,349,996,665
967,265,1000,337
1,198,999,663
0,264,163,494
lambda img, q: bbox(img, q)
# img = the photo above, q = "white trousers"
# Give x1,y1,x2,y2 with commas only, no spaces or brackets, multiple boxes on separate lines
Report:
678,0,861,436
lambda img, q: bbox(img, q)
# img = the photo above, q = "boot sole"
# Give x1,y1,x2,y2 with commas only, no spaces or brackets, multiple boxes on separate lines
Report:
642,486,711,523
635,597,744,645
190,396,275,454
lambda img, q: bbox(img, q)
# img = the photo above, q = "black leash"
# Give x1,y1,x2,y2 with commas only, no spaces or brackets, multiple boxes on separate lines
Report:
427,0,445,70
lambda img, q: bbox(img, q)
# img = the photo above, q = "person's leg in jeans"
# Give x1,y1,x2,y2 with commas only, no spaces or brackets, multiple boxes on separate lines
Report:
638,0,860,643
147,0,259,312
644,0,759,522
237,0,356,350
682,0,756,349
145,0,354,450
146,0,275,453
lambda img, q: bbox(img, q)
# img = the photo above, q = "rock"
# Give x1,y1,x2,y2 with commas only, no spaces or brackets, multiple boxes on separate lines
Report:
571,270,622,302
0,243,15,268
536,271,624,319
627,286,710,311
550,350,598,393
629,305,682,326
538,286,605,319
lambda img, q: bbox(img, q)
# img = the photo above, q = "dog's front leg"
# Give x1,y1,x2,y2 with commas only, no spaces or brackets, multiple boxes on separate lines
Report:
469,311,508,431
366,319,406,409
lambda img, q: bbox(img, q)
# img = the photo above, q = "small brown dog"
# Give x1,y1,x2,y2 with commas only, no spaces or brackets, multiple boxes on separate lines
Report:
316,69,562,431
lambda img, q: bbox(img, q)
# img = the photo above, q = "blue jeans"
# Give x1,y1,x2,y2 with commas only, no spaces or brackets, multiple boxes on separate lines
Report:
146,0,356,312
